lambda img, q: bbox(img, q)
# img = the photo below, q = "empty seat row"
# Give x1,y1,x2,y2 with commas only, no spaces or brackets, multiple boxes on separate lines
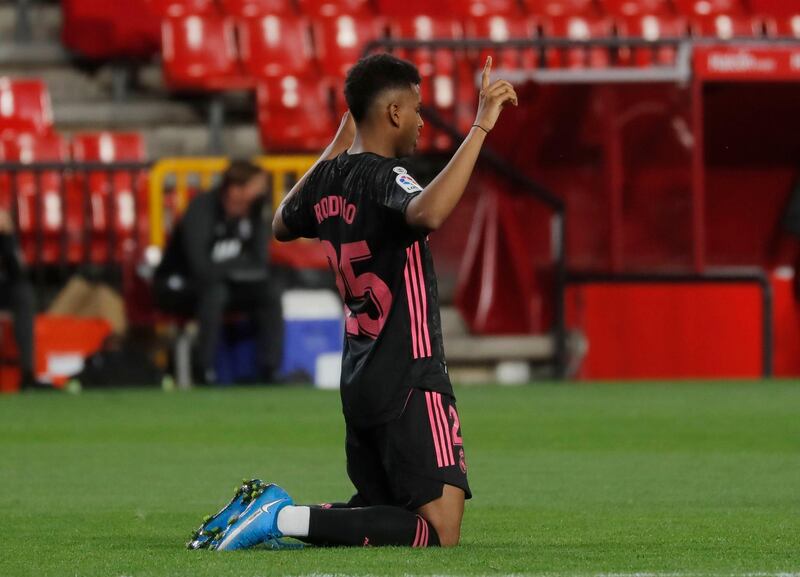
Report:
120,0,800,19
0,130,148,266
163,7,799,93
63,0,800,62
0,78,53,138
170,6,795,152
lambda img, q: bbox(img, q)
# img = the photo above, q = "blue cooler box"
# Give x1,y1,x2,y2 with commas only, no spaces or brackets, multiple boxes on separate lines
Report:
279,290,343,382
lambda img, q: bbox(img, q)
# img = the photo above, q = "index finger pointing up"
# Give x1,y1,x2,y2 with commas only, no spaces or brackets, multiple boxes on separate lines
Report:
482,56,492,91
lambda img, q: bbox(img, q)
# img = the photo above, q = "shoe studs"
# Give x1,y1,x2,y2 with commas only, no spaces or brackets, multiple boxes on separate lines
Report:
188,478,268,550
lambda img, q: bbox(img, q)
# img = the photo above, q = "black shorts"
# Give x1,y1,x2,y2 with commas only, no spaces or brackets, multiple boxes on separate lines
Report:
344,388,472,511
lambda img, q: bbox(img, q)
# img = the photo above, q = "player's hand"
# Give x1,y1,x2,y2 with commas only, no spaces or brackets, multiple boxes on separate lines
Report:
473,56,518,133
0,209,13,234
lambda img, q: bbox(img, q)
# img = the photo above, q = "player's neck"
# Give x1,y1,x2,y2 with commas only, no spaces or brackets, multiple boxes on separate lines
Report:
348,129,397,159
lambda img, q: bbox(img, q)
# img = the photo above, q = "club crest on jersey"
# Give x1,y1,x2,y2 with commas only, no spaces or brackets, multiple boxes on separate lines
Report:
396,173,423,194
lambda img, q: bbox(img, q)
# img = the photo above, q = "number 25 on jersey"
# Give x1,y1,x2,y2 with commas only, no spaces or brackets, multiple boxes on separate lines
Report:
321,240,392,339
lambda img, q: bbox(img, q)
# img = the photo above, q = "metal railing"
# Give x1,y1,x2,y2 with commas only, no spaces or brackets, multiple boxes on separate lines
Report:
0,161,151,272
147,156,317,247
365,36,800,85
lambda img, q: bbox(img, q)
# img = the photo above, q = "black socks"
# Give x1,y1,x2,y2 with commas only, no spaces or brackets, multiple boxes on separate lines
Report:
303,506,440,547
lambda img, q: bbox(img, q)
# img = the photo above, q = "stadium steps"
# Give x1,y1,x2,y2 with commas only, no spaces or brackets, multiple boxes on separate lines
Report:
53,99,201,129
0,3,262,158
441,306,565,383
13,67,106,101
0,2,61,45
0,42,70,67
138,124,261,158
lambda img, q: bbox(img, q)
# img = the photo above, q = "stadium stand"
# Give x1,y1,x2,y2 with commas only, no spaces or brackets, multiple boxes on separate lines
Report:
389,14,464,46
297,0,374,17
4,0,800,383
540,14,615,68
56,0,800,155
256,76,337,151
521,0,597,17
70,132,149,264
0,132,72,265
0,78,53,138
220,0,295,17
463,15,539,70
62,0,161,59
146,0,219,18
238,14,314,79
161,14,251,91
598,0,673,15
672,0,761,39
313,15,388,80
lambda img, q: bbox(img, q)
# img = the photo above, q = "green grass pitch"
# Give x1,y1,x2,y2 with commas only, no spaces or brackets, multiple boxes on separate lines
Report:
1,381,798,577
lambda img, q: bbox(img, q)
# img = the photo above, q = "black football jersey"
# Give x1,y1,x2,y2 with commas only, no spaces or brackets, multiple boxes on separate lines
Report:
282,152,452,427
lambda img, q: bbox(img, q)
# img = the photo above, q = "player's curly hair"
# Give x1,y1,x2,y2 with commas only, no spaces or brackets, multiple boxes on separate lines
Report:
344,53,421,123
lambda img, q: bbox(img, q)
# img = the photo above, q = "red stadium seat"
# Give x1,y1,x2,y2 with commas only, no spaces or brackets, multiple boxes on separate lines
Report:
753,1,800,38
313,15,387,79
616,15,688,65
256,77,338,151
72,132,146,163
220,0,294,17
71,132,148,263
239,15,315,79
598,0,672,16
62,0,161,59
522,0,597,17
687,13,761,38
389,15,463,67
672,0,745,17
765,14,800,38
390,15,463,43
145,0,219,17
464,15,539,70
0,133,75,265
297,0,373,17
161,15,251,91
375,0,445,17
540,16,614,68
379,0,519,17
671,0,759,38
451,0,522,17
749,0,800,17
0,78,53,138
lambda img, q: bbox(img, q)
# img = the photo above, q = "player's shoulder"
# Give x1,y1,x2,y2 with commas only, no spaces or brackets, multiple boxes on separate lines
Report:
298,158,338,199
366,156,424,195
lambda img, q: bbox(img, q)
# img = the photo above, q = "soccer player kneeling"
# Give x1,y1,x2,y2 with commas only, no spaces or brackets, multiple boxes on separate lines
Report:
188,54,517,550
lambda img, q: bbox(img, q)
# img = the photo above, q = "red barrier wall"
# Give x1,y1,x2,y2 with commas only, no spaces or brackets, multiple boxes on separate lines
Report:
566,272,800,379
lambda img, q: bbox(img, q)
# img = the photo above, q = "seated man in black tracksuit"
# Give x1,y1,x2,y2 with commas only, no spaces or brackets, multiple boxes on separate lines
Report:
154,160,283,385
0,210,47,390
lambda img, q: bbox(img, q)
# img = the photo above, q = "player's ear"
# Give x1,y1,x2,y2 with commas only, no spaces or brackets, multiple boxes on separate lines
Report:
388,101,401,128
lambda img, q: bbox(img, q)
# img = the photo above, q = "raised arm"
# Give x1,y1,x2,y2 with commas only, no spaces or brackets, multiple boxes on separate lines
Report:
273,112,356,241
404,57,517,231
